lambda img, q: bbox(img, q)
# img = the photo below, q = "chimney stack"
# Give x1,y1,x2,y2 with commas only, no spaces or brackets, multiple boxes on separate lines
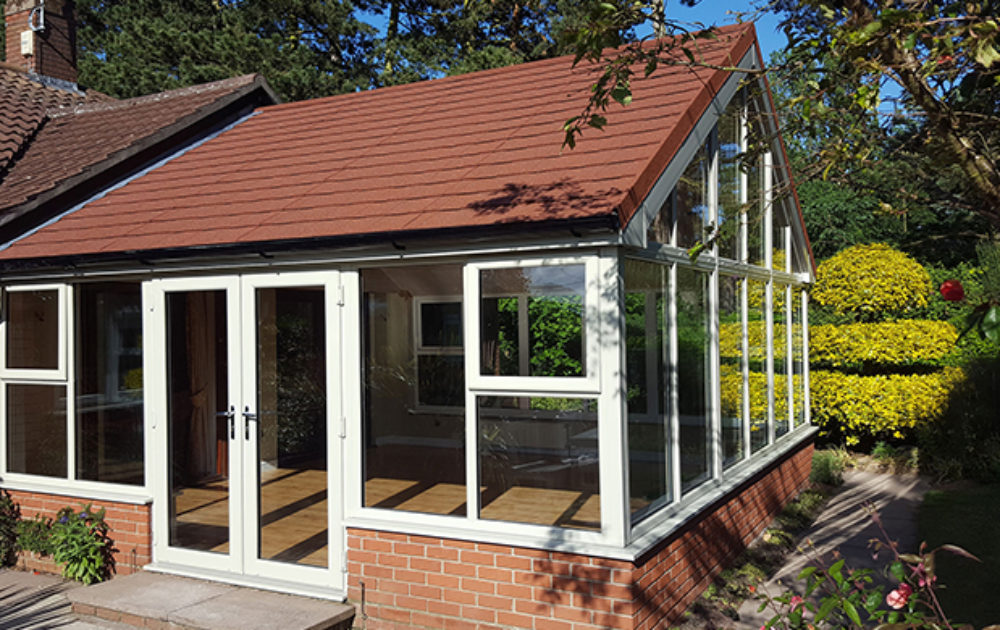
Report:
4,0,77,85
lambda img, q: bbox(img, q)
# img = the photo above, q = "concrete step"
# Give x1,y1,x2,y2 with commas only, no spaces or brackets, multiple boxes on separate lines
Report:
68,571,355,630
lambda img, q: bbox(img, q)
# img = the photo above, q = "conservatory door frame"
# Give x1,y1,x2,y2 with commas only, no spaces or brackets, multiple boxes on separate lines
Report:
145,271,343,592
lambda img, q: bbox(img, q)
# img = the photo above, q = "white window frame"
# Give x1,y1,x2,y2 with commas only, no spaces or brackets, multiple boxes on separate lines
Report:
412,295,465,413
1,284,69,381
0,282,149,500
464,256,601,395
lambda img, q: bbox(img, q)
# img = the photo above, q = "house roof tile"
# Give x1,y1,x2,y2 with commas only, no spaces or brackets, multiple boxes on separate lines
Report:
0,24,757,261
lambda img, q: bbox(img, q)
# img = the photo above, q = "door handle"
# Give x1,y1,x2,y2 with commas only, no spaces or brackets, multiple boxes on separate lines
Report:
243,406,257,440
216,406,236,439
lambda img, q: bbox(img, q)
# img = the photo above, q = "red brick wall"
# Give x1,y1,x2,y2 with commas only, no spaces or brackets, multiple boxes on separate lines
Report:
6,489,151,576
4,0,78,83
346,439,814,630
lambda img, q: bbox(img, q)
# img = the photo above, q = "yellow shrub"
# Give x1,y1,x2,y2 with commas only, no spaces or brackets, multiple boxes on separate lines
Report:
720,365,803,429
810,368,965,443
813,243,930,319
810,320,958,367
720,321,793,361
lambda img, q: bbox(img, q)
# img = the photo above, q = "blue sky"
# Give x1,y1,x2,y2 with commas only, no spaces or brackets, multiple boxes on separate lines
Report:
648,2,787,59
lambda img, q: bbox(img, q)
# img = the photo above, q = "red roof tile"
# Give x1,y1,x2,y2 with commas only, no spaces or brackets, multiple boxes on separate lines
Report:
0,24,757,260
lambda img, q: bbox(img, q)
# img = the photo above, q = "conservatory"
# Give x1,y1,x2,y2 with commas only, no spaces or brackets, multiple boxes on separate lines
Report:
0,22,814,629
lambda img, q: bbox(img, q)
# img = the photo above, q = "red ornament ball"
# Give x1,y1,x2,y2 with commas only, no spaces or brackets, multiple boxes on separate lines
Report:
939,279,965,302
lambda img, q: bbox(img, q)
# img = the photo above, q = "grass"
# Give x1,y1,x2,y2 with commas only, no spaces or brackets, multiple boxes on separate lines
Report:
918,483,1000,628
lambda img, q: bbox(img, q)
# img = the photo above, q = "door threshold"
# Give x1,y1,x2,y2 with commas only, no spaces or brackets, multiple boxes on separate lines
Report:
145,562,347,602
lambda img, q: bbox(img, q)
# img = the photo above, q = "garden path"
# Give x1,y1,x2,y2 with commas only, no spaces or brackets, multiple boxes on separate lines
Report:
737,470,929,627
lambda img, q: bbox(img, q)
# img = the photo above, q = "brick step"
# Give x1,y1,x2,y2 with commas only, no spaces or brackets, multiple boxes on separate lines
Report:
68,572,355,630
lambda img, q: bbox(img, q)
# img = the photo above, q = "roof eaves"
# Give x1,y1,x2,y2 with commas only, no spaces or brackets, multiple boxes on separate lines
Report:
0,74,279,244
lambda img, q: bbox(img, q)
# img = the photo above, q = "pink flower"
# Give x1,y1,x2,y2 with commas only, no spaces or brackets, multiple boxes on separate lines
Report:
886,583,914,609
939,279,965,302
790,595,804,611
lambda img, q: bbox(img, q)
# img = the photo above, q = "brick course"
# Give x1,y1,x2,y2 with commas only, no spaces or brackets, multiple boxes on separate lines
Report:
5,489,151,576
347,439,814,630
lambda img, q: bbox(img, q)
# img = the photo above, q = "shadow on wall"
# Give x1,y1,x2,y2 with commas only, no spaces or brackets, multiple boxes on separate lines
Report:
529,447,810,628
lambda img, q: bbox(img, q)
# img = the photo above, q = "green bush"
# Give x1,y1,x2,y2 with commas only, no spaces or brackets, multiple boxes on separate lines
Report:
16,515,54,556
50,504,115,584
810,368,965,444
0,490,19,566
810,450,847,486
809,320,959,369
812,243,931,321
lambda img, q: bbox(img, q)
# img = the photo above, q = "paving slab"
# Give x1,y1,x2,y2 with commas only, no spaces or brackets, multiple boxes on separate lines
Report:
0,568,89,629
67,570,232,620
737,470,929,627
169,587,355,630
69,571,354,630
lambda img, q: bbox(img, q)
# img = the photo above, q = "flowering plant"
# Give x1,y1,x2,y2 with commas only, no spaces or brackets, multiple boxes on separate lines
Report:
941,243,1000,344
755,506,982,629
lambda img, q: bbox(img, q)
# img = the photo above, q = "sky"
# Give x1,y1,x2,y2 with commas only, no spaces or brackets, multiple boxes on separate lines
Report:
638,1,787,60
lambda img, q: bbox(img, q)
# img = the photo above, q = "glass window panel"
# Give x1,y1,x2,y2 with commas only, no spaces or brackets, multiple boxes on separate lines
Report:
647,192,673,246
362,265,466,516
75,283,144,485
166,290,230,552
255,287,327,568
720,275,744,468
477,396,599,531
774,283,790,438
793,288,806,428
625,259,669,522
6,384,66,477
480,265,585,378
676,266,710,492
6,289,59,370
675,142,710,250
421,302,462,348
773,207,790,273
746,96,767,268
748,279,769,453
717,94,743,261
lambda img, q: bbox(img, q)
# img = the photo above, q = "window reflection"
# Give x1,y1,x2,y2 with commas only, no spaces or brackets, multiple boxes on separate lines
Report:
676,267,710,492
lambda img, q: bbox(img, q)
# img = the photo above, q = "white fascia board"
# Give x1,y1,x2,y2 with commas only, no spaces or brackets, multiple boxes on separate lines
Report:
622,47,760,248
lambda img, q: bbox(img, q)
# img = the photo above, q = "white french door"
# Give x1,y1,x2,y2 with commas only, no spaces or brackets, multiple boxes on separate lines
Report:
145,271,342,592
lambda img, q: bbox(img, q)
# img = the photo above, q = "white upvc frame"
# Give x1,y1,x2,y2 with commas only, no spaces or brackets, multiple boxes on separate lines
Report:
239,270,343,590
0,284,69,381
146,275,244,575
464,256,601,395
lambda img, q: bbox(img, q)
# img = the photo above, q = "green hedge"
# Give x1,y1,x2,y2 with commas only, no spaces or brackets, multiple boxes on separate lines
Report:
810,368,965,444
810,320,958,369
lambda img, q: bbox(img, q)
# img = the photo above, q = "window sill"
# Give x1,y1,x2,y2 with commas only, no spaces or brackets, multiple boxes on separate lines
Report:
0,475,152,505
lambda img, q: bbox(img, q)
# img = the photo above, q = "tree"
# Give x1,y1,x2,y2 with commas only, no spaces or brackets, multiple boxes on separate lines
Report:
75,0,378,101
559,1,1000,230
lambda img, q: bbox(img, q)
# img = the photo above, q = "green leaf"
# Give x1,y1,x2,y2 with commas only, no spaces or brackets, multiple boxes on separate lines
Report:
798,566,818,580
975,42,1000,67
588,115,607,130
937,543,981,562
829,558,846,585
982,306,1000,342
890,561,905,582
844,600,862,627
816,596,838,622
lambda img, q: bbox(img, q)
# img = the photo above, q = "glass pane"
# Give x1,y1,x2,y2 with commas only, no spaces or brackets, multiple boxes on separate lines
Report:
746,96,767,268
480,265,586,378
255,287,327,567
676,266,710,492
362,265,466,516
478,396,599,531
75,283,144,485
420,302,462,347
167,291,230,553
720,275,744,468
748,279,769,452
717,94,743,261
647,191,673,246
6,384,66,477
773,207,790,272
774,283,790,438
6,289,59,370
675,141,710,249
793,288,806,429
625,260,669,522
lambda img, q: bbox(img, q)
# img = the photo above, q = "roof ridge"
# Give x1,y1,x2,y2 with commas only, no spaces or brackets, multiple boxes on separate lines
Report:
259,23,753,115
47,74,261,118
